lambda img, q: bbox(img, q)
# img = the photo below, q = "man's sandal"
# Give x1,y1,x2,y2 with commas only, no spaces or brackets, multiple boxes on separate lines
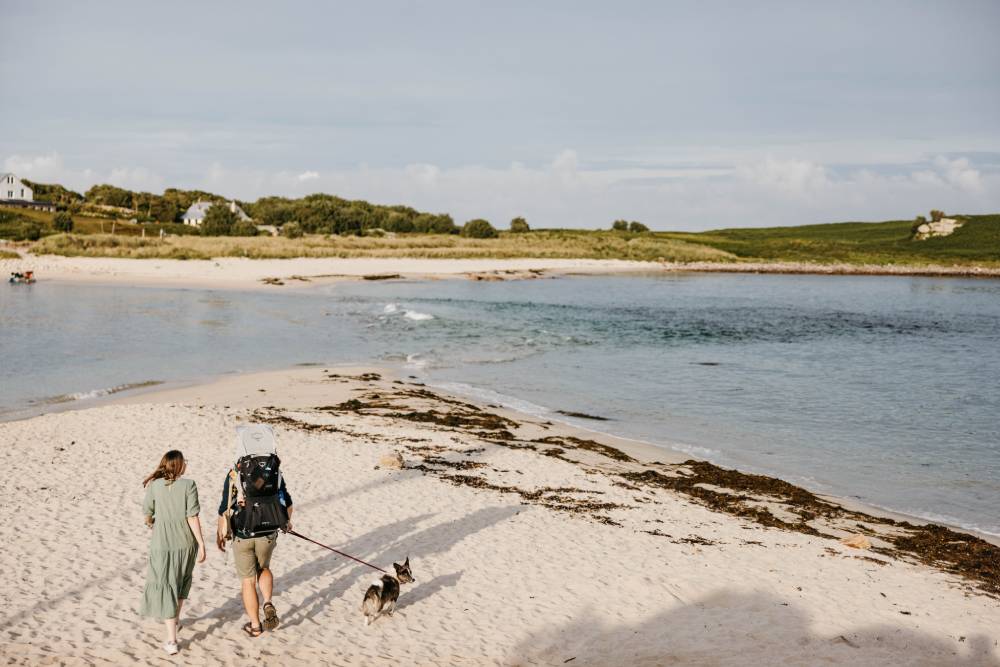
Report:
262,602,280,631
242,622,262,638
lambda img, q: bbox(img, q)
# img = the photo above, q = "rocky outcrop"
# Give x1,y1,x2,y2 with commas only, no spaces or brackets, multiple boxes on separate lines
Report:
914,217,962,240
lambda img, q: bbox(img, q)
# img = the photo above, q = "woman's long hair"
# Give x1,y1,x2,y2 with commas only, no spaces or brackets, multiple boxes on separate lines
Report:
143,450,186,487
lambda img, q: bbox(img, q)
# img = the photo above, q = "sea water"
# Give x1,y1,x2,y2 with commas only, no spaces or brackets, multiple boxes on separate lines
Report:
1,273,998,535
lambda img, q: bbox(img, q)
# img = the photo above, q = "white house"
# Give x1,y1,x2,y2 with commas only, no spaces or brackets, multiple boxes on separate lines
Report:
1,173,33,202
181,200,251,226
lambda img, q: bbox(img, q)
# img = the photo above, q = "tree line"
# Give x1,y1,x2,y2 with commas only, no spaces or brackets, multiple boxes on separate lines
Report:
17,179,654,238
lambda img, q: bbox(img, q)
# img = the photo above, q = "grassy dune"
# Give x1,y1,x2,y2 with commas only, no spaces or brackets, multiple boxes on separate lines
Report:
29,230,734,262
10,206,1000,266
663,214,1000,266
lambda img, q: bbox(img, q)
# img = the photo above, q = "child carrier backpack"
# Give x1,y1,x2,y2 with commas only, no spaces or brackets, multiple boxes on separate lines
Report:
230,424,288,538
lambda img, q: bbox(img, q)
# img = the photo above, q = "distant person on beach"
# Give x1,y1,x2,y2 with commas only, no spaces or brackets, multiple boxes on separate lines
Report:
139,450,207,656
216,429,294,638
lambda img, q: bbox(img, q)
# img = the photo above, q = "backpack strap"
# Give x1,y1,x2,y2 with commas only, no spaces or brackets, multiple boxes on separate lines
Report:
224,468,240,541
233,464,246,507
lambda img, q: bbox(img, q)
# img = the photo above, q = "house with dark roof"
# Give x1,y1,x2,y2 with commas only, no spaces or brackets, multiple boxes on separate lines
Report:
1,173,33,202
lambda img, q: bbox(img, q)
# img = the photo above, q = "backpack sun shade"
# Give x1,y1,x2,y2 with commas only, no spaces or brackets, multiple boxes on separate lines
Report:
229,424,288,538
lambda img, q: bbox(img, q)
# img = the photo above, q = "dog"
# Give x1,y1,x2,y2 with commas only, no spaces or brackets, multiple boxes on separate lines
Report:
361,557,415,625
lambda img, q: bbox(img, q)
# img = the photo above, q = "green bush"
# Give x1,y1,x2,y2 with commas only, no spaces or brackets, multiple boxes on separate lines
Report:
629,221,649,233
53,211,75,232
282,221,304,239
612,220,629,231
510,217,530,233
231,219,259,237
200,203,238,236
20,221,42,241
461,219,498,239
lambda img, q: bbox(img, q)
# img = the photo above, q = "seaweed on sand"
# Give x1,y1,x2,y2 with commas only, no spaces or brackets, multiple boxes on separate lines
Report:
407,466,622,521
534,435,635,463
622,460,1000,597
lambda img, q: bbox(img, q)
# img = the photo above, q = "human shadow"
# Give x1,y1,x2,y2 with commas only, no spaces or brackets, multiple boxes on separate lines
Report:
506,589,1000,666
186,513,426,640
280,505,516,629
400,570,464,611
188,504,517,638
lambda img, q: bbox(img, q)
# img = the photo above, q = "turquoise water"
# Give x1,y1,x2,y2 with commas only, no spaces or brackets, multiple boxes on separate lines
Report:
1,274,998,534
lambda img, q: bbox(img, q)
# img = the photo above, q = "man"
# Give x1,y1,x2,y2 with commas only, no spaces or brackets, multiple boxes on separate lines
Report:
216,464,294,637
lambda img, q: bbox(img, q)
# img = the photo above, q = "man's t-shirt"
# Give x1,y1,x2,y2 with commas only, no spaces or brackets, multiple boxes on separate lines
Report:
218,471,293,539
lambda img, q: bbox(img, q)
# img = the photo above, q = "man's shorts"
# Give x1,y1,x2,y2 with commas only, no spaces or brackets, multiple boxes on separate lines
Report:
233,533,277,579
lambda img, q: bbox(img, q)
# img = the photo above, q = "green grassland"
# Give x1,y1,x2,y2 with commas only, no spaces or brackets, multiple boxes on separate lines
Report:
0,207,198,238
4,205,999,266
661,214,1000,266
27,229,733,262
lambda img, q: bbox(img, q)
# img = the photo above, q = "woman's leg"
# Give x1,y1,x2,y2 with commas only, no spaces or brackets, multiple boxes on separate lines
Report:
175,598,185,628
164,617,178,644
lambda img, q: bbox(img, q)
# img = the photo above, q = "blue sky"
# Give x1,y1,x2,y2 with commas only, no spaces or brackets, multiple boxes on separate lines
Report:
2,0,998,229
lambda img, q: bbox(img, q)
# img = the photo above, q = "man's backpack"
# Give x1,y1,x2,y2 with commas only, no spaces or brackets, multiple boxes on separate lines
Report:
229,424,288,538
231,452,288,537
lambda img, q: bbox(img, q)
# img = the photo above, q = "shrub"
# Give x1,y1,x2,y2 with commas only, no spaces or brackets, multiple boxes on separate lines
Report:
509,217,530,233
461,218,498,239
231,219,259,237
612,220,629,231
53,211,75,232
930,209,945,222
282,221,304,239
150,198,179,223
629,221,649,233
20,222,42,241
200,203,238,236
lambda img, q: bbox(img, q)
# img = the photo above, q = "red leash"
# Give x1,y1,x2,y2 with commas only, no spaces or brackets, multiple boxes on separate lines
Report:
287,529,388,574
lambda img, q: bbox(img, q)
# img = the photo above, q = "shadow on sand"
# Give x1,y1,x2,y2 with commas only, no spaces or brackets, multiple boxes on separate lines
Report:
187,503,517,640
505,589,999,666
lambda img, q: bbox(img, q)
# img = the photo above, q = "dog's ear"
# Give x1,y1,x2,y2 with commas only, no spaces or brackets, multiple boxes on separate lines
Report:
404,555,410,567
394,562,403,573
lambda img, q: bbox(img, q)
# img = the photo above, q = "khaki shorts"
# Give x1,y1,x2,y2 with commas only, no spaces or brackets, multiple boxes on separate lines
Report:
233,533,277,579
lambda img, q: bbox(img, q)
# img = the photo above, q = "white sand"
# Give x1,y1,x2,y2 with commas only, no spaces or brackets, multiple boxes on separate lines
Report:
4,254,997,292
1,254,661,290
1,367,997,665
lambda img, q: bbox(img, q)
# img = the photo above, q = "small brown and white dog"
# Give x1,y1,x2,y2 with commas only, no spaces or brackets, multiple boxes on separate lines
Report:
361,557,415,625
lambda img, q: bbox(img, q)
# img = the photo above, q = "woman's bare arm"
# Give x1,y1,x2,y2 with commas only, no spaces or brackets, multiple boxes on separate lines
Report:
187,515,207,563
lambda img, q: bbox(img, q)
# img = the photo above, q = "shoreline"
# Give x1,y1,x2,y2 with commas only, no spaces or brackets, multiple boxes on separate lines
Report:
5,362,997,547
116,366,1000,548
2,253,998,291
3,364,998,664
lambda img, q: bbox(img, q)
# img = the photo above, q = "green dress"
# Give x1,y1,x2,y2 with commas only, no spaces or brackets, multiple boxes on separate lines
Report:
140,478,200,619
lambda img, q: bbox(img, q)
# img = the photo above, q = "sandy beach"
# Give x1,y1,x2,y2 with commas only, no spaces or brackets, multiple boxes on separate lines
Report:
0,254,664,290
1,366,997,665
3,253,998,292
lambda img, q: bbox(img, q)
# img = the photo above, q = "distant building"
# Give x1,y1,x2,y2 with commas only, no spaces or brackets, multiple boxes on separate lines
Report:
181,200,251,227
1,173,33,202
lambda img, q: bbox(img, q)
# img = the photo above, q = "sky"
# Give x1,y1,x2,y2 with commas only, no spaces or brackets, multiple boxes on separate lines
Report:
2,0,999,230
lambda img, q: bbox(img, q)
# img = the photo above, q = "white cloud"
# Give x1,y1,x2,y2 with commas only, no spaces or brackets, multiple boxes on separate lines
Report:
190,151,999,229
736,157,831,195
932,156,982,191
3,152,67,181
3,152,164,194
3,150,998,229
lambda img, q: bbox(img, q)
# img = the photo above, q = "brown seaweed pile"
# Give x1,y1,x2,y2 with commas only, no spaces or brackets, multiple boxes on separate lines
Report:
622,461,1000,597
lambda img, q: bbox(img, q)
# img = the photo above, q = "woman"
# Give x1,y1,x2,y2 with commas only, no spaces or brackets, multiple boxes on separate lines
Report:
140,450,207,655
